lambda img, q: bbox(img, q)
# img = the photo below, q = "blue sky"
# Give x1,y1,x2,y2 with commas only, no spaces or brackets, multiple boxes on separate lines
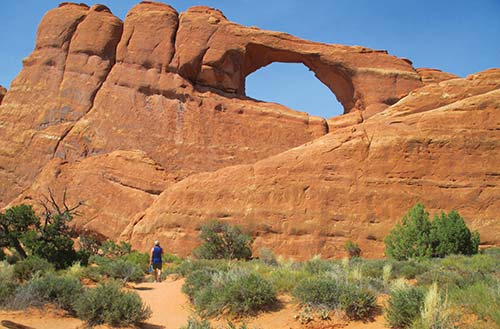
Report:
0,1,499,118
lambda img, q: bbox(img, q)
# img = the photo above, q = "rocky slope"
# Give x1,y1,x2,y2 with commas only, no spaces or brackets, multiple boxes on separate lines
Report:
0,85,6,104
1,2,498,258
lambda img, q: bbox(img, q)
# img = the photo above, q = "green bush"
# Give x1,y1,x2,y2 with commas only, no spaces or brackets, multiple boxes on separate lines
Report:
293,276,376,320
86,255,145,282
182,317,212,329
345,240,362,259
193,220,253,260
293,276,341,308
25,274,83,312
7,281,45,309
100,240,132,257
392,259,432,279
183,268,218,300
173,259,232,277
0,261,15,305
339,284,376,320
104,258,144,283
449,280,500,326
121,250,150,272
302,256,338,275
385,285,425,328
359,259,386,279
186,269,276,316
222,272,276,315
385,204,479,260
258,248,278,266
430,210,479,257
181,318,248,329
74,281,151,327
268,266,309,293
163,252,183,264
13,256,54,282
384,204,433,260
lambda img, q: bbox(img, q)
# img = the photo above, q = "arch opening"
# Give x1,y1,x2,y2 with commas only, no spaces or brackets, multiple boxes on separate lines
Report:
245,62,345,118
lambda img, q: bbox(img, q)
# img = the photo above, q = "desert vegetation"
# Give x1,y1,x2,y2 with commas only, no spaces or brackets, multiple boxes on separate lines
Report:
171,206,498,328
0,202,152,327
1,203,499,328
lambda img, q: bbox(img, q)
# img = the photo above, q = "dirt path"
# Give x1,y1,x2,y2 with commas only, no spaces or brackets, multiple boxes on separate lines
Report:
132,278,192,329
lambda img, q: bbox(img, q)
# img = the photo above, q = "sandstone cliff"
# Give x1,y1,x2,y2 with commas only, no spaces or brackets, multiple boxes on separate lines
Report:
0,85,6,104
1,2,498,258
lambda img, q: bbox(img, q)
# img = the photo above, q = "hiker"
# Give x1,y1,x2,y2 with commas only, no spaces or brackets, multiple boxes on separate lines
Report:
150,240,164,282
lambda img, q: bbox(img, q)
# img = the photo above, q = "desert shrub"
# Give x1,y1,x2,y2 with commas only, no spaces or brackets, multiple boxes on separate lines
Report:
293,276,376,320
100,240,132,257
482,247,500,256
80,265,103,282
302,256,338,275
183,268,219,300
13,255,54,282
62,262,85,279
193,220,253,260
416,269,470,289
0,261,16,305
293,276,342,308
181,318,248,329
86,255,145,282
104,258,144,283
174,259,232,277
186,269,276,316
385,204,479,260
222,271,276,315
449,280,500,326
359,259,386,279
412,283,452,329
385,285,425,328
7,281,45,309
163,252,183,264
121,250,150,272
345,240,362,258
339,284,377,320
74,281,151,326
258,248,278,266
26,274,83,312
439,254,500,275
182,317,212,329
392,259,432,279
269,266,309,293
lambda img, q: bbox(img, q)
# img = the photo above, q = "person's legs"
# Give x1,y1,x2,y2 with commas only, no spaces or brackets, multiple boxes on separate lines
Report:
153,263,162,282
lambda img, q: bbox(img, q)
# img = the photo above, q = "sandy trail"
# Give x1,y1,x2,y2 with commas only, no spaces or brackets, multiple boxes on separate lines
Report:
132,278,192,329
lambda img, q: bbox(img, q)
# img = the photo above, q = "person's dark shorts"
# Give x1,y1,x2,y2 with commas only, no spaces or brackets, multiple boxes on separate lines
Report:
152,262,162,270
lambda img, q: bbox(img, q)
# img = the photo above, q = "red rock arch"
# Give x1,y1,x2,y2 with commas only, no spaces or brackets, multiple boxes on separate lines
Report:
242,43,355,114
171,6,423,118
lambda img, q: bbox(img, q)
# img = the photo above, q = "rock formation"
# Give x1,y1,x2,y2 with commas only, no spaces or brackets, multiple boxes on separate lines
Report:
0,2,498,258
0,85,6,104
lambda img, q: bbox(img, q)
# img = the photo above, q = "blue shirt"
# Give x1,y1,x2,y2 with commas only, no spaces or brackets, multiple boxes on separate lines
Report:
152,246,163,264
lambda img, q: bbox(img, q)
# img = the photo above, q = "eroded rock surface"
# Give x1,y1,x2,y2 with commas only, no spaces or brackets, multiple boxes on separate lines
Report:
0,85,6,104
128,69,500,258
1,2,498,258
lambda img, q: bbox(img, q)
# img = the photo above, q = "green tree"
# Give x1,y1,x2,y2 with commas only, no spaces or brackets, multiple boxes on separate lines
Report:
0,204,39,258
430,210,479,257
385,204,480,260
0,189,84,269
193,220,253,260
384,204,433,260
